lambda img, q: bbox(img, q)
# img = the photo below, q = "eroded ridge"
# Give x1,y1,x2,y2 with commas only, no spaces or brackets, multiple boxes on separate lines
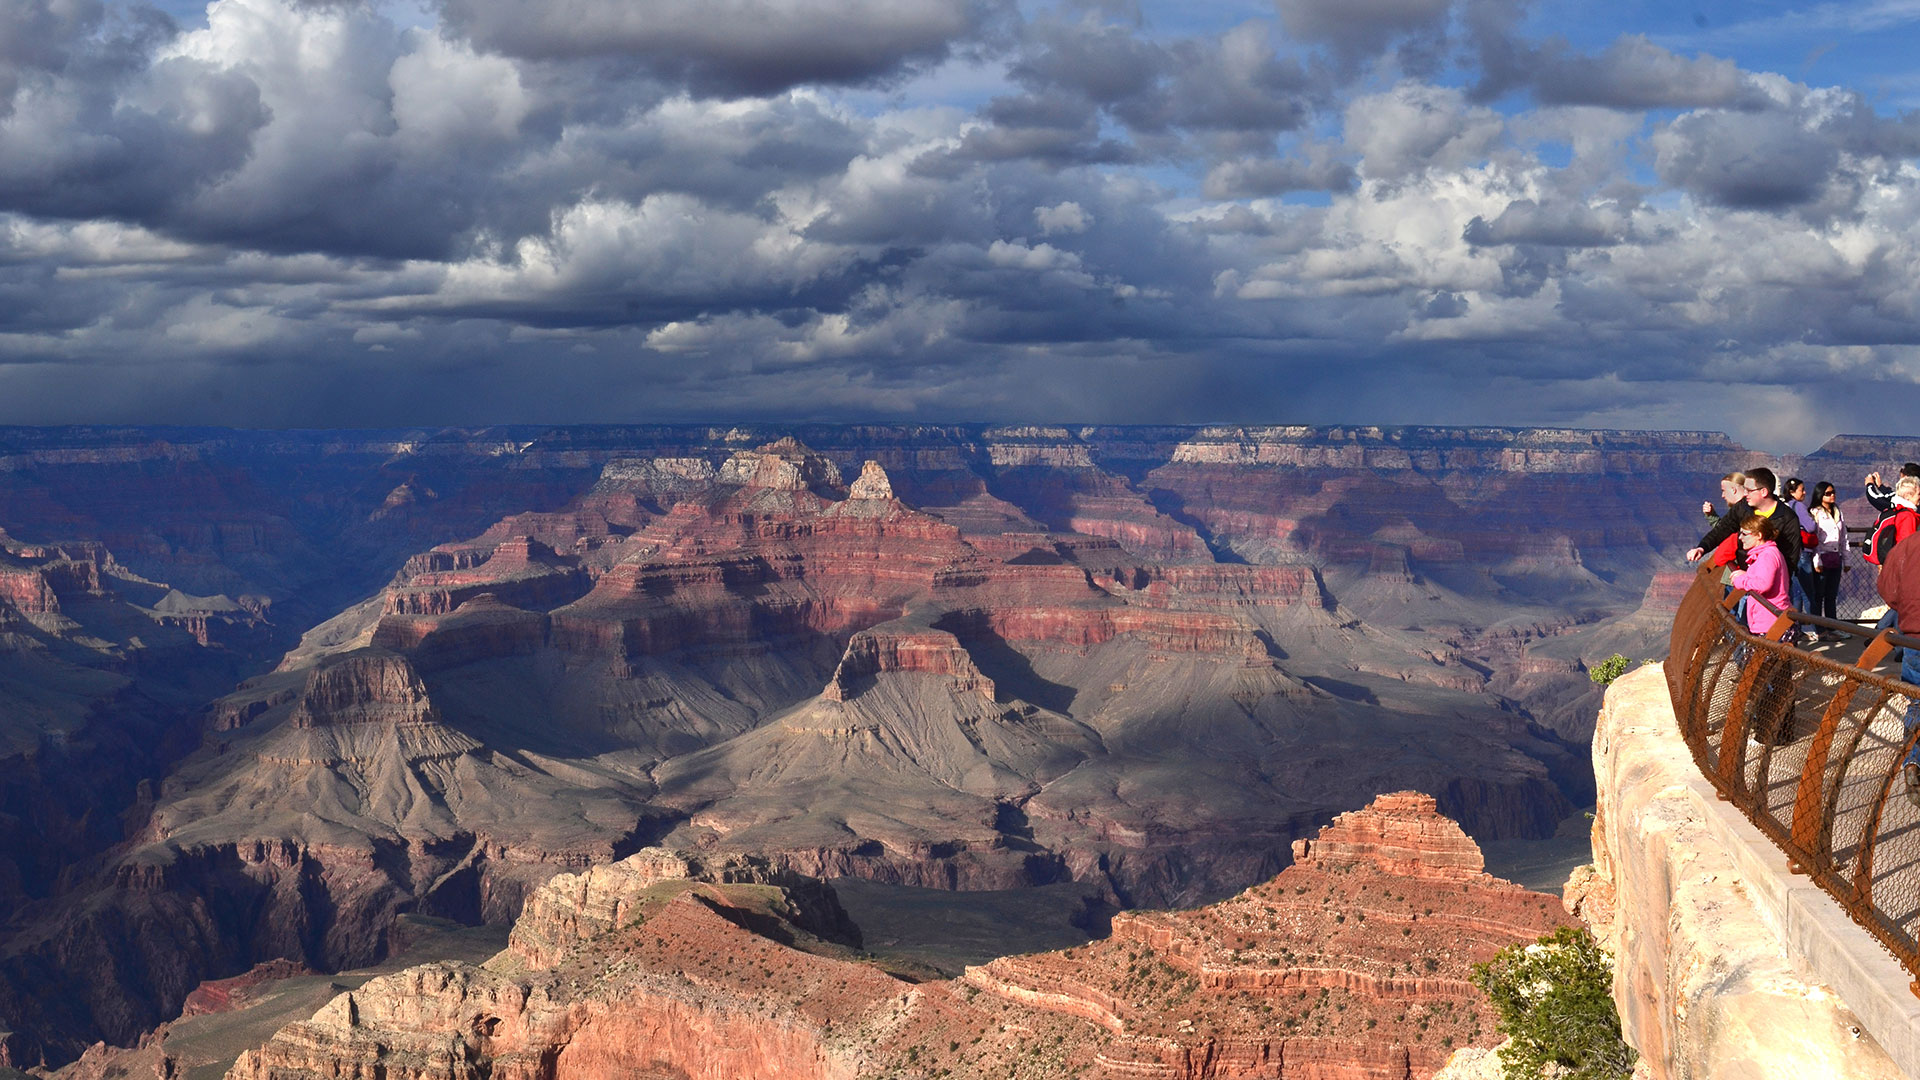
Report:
222,794,1571,1080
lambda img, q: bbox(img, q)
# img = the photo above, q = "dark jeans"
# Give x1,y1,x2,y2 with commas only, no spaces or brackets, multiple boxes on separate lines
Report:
1812,563,1842,620
1903,645,1920,768
1790,552,1812,614
1882,608,1903,695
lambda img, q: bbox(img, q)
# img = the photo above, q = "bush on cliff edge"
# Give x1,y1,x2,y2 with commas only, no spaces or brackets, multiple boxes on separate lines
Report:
1470,925,1637,1080
1588,654,1631,686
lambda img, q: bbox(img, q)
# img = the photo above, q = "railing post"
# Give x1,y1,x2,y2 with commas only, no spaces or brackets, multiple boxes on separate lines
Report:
1669,563,1725,712
1790,631,1897,861
1673,575,1920,989
1717,609,1793,792
1846,718,1920,911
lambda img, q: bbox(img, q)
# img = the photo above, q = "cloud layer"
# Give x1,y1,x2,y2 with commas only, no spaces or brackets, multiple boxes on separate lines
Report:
4,0,1920,450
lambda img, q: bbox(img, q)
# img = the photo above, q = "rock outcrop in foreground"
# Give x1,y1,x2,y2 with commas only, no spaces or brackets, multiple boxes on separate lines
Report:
225,793,1569,1080
1577,666,1911,1080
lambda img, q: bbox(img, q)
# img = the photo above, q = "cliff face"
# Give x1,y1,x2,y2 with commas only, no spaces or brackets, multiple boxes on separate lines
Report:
1579,667,1910,1080
225,794,1568,1080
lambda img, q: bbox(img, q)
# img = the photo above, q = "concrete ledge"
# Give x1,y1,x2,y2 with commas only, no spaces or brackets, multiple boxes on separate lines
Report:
1685,767,1920,1068
1588,666,1916,1080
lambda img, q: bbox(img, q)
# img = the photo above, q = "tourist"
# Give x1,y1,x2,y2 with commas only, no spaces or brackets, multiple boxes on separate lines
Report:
1864,462,1920,515
1809,481,1846,621
1731,512,1802,743
1864,476,1920,657
1873,508,1920,800
1784,477,1818,624
1866,475,1920,561
1703,471,1746,520
1689,468,1801,586
1730,514,1792,637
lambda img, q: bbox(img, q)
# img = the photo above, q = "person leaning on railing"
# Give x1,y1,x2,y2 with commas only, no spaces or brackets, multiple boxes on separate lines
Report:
1702,471,1747,520
1873,499,1920,801
1688,467,1802,586
1730,513,1793,638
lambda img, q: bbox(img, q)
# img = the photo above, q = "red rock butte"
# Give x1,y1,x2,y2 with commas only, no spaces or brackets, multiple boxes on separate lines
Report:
222,792,1571,1080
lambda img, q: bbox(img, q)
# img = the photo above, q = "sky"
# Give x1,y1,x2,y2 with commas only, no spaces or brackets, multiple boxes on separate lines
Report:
5,0,1920,450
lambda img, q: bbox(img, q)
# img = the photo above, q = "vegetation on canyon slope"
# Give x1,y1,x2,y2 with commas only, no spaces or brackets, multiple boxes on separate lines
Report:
1587,654,1632,686
1472,924,1636,1080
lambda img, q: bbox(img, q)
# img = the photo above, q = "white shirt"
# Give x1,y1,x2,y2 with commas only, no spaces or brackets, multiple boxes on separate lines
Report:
1813,507,1847,555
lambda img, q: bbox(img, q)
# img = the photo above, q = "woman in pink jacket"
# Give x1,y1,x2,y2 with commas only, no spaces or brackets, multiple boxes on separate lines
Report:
1730,513,1792,636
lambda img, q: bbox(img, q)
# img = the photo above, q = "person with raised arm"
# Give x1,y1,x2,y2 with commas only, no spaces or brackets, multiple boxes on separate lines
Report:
1688,467,1801,587
1864,462,1920,515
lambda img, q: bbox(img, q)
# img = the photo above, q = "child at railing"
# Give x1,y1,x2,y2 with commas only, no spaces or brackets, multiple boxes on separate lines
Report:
1728,514,1801,745
1730,514,1792,638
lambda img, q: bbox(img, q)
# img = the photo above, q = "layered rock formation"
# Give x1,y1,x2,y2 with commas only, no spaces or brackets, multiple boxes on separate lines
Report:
223,794,1569,1080
0,422,1817,1066
0,526,284,1052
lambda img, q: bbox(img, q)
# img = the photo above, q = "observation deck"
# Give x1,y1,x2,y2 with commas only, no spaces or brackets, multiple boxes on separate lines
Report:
1582,562,1920,1078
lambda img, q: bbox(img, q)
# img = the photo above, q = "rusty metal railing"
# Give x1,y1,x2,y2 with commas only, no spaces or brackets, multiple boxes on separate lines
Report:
1836,524,1885,622
1667,561,1920,988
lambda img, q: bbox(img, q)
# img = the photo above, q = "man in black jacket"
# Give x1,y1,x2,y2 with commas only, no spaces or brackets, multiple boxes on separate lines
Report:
1865,462,1920,514
1688,467,1801,577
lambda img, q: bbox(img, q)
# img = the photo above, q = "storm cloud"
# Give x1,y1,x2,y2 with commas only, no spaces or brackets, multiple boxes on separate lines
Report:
3,0,1920,452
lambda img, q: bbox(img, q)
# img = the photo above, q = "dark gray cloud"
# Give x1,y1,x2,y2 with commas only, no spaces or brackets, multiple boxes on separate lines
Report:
1653,107,1837,208
1648,90,1920,217
1530,36,1764,110
1008,17,1311,137
1463,199,1627,247
435,0,1016,96
1471,26,1770,111
1274,0,1449,67
1203,154,1355,199
2,0,1920,454
0,0,265,225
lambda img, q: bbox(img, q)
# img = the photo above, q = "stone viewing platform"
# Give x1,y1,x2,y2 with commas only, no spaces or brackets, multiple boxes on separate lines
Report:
1582,666,1919,1079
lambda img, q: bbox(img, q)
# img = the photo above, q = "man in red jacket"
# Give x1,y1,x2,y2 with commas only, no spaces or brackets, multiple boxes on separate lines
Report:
1875,513,1920,800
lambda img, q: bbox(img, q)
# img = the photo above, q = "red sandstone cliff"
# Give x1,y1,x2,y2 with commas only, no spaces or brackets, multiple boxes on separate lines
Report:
220,794,1568,1080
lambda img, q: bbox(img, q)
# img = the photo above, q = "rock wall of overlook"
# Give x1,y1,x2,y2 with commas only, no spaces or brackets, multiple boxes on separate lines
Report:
1575,667,1911,1080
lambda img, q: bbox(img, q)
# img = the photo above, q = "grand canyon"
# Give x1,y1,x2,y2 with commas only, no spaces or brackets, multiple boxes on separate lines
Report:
0,423,1899,1076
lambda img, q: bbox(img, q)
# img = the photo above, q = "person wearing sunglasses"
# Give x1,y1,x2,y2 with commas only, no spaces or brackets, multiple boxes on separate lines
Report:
1688,467,1803,589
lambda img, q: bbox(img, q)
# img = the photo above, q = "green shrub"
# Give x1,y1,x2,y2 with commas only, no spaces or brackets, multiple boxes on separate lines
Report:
1470,925,1636,1080
1588,654,1631,686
